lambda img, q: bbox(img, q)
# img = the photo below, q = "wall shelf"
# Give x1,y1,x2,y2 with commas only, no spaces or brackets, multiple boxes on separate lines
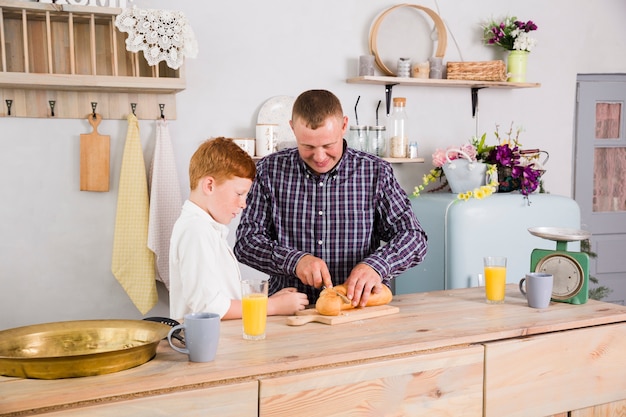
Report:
346,75,540,89
0,0,185,119
347,75,540,116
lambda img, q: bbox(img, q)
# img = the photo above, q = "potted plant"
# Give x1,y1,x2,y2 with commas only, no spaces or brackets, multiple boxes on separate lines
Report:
482,16,538,82
413,123,545,201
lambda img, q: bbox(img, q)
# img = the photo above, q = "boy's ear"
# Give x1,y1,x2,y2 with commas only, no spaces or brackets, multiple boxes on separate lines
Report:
201,176,215,193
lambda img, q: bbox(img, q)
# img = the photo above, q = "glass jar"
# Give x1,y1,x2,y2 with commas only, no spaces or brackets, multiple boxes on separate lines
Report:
367,125,386,157
348,125,368,151
388,97,408,158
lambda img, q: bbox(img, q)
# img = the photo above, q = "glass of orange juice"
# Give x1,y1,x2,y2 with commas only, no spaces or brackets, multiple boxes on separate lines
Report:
241,279,268,340
484,256,507,304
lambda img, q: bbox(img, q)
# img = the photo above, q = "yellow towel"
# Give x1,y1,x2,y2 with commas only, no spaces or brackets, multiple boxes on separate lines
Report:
111,114,157,314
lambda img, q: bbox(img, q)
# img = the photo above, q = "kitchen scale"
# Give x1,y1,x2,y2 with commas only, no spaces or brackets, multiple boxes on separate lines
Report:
528,227,591,305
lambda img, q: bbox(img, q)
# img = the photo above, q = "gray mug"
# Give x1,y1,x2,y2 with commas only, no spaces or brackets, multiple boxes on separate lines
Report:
168,312,220,362
519,273,553,309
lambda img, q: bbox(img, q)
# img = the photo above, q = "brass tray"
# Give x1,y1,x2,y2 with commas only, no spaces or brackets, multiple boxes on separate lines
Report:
0,319,171,379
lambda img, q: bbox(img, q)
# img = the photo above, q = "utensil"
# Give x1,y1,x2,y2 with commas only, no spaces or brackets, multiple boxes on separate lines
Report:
143,316,184,345
0,319,170,379
354,95,360,125
286,305,399,326
80,113,110,192
322,286,351,304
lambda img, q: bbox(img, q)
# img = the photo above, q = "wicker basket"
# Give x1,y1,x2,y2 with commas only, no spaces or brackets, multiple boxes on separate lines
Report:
369,4,448,76
446,61,507,82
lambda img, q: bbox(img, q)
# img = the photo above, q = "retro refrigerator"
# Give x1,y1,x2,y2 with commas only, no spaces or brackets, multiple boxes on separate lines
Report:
394,193,582,294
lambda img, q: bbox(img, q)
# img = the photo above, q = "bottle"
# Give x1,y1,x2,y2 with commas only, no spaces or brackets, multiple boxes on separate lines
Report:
388,97,409,158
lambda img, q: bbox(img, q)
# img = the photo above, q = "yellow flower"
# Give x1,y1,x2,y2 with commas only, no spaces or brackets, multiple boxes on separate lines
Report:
458,191,471,201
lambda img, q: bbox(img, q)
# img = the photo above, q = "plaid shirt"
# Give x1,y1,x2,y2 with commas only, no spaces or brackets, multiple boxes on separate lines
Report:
234,144,428,303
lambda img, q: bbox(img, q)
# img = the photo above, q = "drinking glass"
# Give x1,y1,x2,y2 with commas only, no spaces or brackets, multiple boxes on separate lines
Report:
241,279,268,340
484,256,507,304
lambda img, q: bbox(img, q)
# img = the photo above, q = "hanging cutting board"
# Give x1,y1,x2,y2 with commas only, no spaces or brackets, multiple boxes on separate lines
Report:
80,113,110,192
286,305,399,326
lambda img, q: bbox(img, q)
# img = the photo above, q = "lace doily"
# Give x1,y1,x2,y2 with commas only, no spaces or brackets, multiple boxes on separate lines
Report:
115,7,198,70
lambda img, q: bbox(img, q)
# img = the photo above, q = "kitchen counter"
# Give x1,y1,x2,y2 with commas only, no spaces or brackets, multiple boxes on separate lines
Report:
2,285,626,417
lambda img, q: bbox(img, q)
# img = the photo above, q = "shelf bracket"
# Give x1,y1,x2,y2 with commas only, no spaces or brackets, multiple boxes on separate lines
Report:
471,87,485,118
385,83,398,116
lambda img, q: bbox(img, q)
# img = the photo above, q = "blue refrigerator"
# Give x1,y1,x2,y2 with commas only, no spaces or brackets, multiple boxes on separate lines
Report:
395,193,582,294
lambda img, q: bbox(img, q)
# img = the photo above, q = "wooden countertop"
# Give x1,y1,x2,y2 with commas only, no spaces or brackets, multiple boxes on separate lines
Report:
3,285,626,416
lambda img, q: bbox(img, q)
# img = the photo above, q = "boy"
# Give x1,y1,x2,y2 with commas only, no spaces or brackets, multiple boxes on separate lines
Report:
169,137,309,320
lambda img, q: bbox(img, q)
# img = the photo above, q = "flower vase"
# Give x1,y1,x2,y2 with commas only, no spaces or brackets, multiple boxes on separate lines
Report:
497,166,520,193
507,50,529,82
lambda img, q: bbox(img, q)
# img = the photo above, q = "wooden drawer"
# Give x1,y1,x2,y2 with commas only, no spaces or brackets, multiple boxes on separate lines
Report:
35,381,258,417
259,345,484,417
484,323,626,417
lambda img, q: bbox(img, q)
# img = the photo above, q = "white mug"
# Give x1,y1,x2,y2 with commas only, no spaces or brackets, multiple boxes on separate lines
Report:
167,312,220,362
255,124,278,157
233,138,255,157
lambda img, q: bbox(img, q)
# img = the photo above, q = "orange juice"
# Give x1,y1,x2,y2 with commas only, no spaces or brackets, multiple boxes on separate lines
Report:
485,266,506,303
242,293,268,337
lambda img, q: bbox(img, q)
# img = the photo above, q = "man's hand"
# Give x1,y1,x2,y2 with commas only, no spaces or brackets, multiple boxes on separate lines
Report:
295,254,333,289
344,263,384,307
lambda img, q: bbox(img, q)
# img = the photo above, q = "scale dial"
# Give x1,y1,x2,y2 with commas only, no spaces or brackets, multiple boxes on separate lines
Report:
535,253,584,300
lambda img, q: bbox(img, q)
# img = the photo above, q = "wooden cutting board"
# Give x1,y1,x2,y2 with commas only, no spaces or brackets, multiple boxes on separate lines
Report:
286,305,399,326
80,113,110,192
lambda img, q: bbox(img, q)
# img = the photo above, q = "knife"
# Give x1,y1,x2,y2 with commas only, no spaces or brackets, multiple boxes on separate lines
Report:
322,286,351,304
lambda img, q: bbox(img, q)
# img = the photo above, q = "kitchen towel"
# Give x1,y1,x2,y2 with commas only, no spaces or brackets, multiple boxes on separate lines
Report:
111,114,157,314
147,118,182,290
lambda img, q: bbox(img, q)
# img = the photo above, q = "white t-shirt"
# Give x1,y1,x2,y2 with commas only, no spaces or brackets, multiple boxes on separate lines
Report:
169,200,241,319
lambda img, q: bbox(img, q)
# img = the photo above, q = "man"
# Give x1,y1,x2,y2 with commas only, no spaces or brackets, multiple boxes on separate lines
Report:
234,90,427,307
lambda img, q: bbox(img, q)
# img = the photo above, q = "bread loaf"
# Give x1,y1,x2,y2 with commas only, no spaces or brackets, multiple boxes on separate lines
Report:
315,283,393,316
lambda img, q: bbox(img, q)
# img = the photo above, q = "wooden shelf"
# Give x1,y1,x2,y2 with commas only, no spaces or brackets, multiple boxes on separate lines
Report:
0,0,185,119
346,75,540,89
383,157,424,163
0,72,185,94
347,75,540,117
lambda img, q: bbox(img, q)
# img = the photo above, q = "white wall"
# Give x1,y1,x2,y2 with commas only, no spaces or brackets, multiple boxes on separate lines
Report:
2,0,625,330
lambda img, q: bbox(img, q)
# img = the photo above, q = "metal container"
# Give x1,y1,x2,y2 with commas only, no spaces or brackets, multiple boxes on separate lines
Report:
0,319,171,379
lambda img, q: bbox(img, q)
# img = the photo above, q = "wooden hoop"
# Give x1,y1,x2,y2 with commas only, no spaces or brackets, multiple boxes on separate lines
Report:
369,4,448,76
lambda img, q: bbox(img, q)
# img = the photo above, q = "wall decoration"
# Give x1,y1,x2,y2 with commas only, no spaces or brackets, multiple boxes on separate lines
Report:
115,7,198,70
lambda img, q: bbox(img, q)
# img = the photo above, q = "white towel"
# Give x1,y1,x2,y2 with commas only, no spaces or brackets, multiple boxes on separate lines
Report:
112,114,157,314
148,118,182,290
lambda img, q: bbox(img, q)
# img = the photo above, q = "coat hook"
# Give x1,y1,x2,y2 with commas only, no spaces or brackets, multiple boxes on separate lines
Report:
6,99,12,116
49,100,56,117
159,103,165,119
130,103,137,116
91,102,97,119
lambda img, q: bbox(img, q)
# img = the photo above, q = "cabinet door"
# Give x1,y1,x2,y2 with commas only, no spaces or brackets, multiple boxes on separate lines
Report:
570,399,626,417
259,345,484,417
37,381,258,417
484,323,626,417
